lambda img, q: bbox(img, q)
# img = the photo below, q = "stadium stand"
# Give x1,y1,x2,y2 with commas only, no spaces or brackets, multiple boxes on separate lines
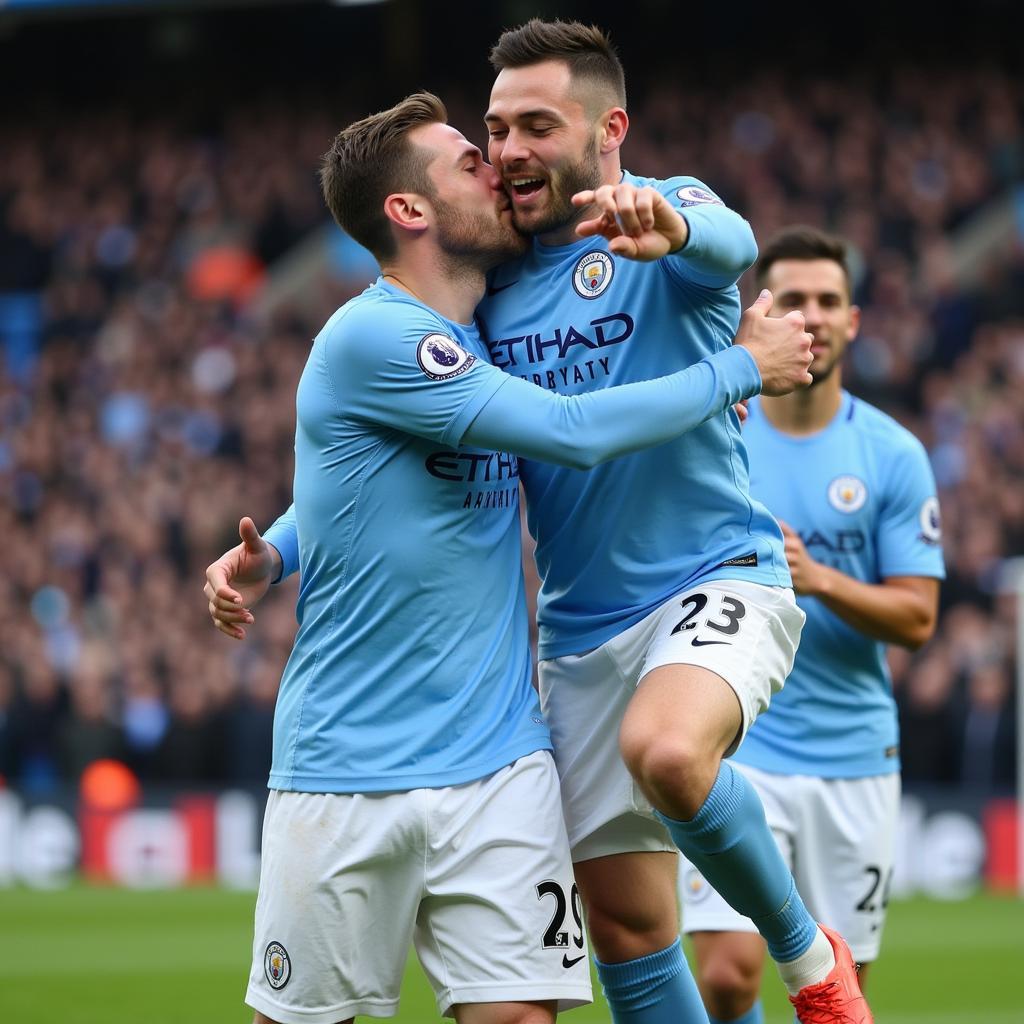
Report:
0,7,1019,797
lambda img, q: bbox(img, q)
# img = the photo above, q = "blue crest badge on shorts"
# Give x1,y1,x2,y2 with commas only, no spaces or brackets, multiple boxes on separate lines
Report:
572,251,614,299
828,475,868,514
684,868,711,903
416,333,476,381
675,185,724,208
264,941,291,990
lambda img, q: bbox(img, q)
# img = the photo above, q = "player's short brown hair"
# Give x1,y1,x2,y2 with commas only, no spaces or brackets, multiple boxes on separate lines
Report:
320,91,447,261
756,226,852,298
489,18,626,111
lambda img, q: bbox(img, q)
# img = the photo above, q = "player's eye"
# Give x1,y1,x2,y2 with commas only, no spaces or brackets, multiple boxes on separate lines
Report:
487,130,508,140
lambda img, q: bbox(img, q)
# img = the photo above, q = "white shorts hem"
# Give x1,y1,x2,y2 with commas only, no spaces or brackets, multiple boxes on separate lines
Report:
439,982,593,1016
246,989,398,1023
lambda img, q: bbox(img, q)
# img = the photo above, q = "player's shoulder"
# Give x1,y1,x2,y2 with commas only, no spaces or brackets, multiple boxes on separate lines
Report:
847,394,931,467
623,169,728,210
319,283,449,352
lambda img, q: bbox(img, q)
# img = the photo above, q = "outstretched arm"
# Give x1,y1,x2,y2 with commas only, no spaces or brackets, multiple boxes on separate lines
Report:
464,289,810,465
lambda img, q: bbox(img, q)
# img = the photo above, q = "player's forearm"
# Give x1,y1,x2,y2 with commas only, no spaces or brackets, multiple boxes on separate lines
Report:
263,504,298,583
672,207,757,286
463,345,760,470
810,569,937,649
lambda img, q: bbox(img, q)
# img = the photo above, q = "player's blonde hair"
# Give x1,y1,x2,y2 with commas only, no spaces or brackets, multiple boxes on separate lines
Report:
320,91,447,261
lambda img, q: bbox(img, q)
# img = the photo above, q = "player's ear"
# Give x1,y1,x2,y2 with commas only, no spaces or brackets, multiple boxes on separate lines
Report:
383,193,430,235
598,107,628,155
847,304,861,341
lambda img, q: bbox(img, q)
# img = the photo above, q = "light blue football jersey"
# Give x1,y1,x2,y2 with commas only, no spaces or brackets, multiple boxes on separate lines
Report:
734,392,946,778
263,278,762,792
477,172,790,660
267,281,548,792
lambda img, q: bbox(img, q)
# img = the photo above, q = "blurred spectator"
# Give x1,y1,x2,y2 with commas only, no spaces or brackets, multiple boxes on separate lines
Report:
0,59,1020,794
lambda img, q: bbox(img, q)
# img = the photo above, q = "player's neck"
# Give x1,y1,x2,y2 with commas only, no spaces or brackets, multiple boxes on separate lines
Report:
760,375,844,436
381,258,484,326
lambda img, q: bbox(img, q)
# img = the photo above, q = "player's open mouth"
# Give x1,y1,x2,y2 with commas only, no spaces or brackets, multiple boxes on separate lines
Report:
507,177,546,202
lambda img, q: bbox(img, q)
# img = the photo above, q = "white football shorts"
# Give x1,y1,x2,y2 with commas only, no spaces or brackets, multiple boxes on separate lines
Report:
245,750,592,1023
679,763,900,963
538,581,804,862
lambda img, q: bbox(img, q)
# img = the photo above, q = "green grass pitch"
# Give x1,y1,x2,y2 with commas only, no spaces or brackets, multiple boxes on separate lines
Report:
2,886,1021,1023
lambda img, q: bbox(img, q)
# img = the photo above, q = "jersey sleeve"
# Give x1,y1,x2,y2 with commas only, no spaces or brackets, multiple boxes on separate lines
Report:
323,300,511,448
463,344,760,469
876,436,946,580
264,504,299,583
659,177,757,291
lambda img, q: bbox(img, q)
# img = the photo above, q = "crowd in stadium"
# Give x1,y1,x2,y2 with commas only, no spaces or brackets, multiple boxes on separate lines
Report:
0,65,1019,793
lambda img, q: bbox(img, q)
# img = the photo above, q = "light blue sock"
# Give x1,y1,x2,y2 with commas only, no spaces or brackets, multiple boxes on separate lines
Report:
709,1000,764,1024
656,761,817,964
595,938,709,1023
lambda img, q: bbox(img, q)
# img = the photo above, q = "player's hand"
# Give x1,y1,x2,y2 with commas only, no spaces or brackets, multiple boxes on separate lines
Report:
734,399,749,424
779,520,824,596
204,517,278,640
571,184,688,261
734,290,813,396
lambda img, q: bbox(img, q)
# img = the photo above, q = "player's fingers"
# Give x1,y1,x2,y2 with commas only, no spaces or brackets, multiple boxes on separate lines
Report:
212,602,254,626
635,188,656,231
571,189,596,207
575,216,607,238
239,516,263,552
608,235,639,258
213,616,246,640
783,309,806,330
613,184,641,235
748,288,773,315
210,583,243,607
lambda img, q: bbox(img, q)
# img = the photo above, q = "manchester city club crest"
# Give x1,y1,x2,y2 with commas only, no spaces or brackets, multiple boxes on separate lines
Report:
264,941,291,990
828,474,868,513
416,333,476,381
684,868,711,903
572,250,614,299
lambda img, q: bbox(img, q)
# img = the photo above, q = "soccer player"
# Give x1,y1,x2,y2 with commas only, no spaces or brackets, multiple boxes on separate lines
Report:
209,92,813,1024
679,227,944,1024
478,19,872,1024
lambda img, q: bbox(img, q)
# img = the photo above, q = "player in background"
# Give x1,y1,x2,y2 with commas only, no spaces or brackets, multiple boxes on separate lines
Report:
679,226,944,1024
479,19,872,1024
208,91,814,1024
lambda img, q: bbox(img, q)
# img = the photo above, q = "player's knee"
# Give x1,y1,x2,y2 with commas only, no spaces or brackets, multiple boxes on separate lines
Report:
698,953,761,1019
620,728,709,803
585,896,671,960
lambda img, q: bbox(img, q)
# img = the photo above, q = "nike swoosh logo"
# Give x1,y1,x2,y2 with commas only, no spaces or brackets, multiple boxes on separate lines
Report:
562,953,586,969
691,637,731,647
486,280,518,296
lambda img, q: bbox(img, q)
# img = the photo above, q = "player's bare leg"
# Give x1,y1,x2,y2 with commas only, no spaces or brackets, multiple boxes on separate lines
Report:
575,851,709,1021
619,664,850,1012
454,999,556,1024
690,931,766,1022
574,851,679,962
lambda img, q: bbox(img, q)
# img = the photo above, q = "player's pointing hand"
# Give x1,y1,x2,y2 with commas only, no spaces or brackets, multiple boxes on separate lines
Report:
572,184,689,261
204,516,278,640
734,290,814,397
